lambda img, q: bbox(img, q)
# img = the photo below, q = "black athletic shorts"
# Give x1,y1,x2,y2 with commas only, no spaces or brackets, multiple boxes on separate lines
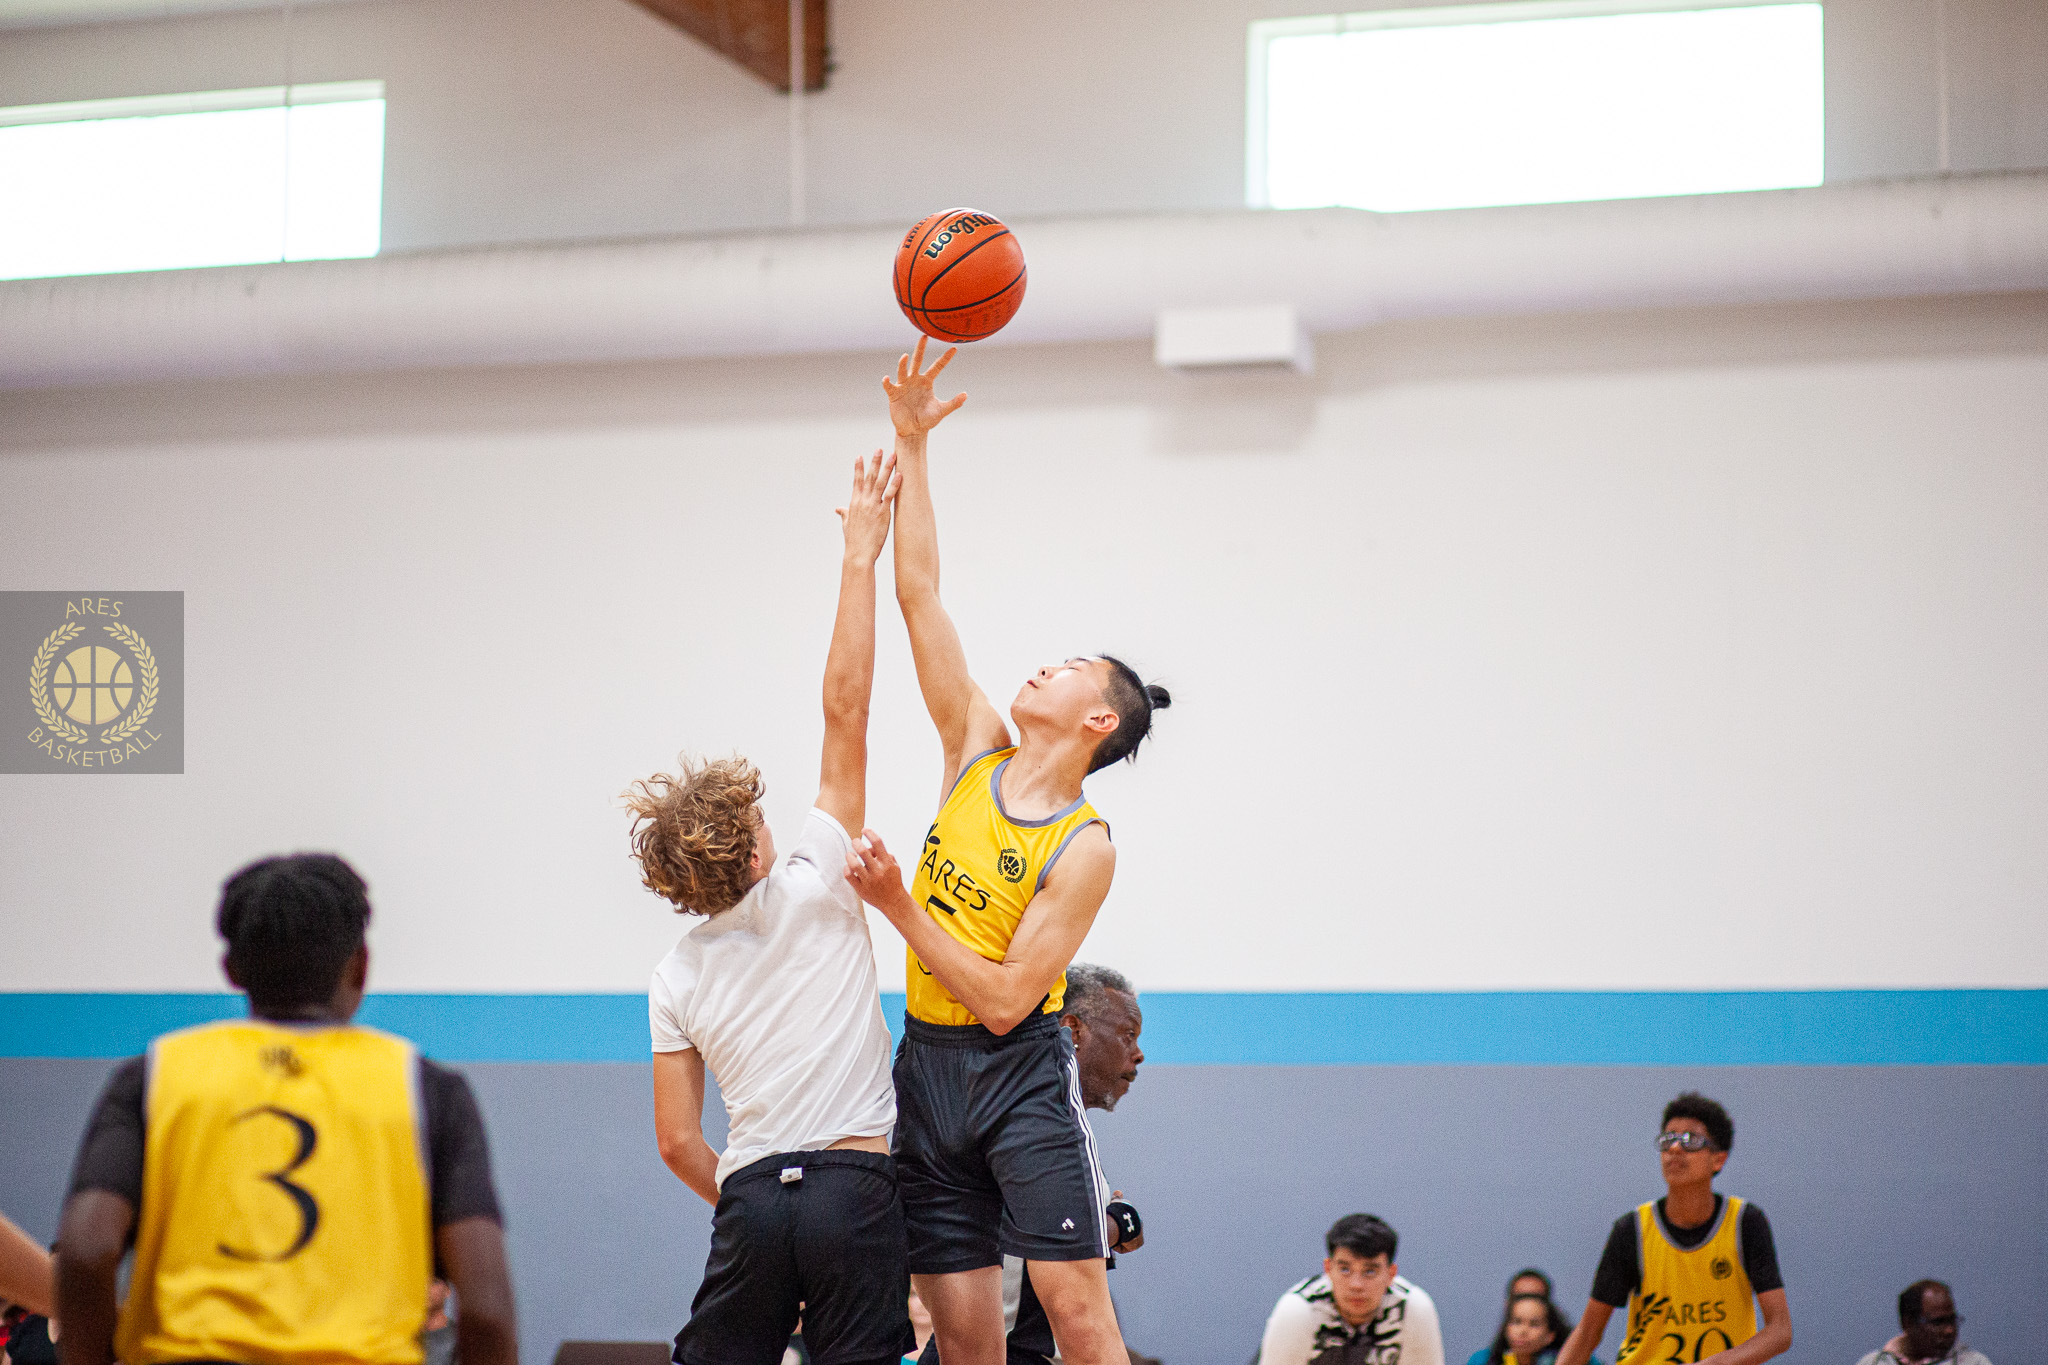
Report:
893,1011,1107,1274
674,1149,915,1365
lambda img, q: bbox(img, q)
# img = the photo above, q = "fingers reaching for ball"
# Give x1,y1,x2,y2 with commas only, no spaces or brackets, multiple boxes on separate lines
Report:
837,449,898,563
883,336,967,438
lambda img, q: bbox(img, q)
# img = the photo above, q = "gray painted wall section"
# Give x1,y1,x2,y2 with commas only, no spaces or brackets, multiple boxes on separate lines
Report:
4,1060,2041,1365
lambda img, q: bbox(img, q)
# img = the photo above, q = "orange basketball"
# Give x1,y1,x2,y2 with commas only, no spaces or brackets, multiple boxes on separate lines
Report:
893,208,1027,343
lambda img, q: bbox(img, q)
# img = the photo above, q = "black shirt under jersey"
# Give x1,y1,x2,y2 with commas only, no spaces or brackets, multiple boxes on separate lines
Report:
68,1052,504,1231
1590,1194,1783,1308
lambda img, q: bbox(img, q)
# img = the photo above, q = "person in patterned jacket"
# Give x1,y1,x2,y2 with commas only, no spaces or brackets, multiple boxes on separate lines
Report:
1257,1214,1445,1365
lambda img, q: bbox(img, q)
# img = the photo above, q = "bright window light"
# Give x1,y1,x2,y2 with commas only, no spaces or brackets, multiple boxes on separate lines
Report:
1250,2,1824,212
0,81,384,281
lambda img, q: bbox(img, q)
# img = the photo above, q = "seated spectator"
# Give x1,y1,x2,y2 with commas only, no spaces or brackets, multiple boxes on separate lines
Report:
1467,1293,1603,1365
1856,1281,1990,1365
1257,1214,1443,1365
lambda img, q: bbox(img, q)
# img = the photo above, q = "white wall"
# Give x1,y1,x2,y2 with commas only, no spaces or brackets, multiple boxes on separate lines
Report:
3,292,2044,994
0,0,2044,255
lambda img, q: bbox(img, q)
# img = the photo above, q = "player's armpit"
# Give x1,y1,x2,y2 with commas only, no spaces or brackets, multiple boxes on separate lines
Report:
437,1217,516,1365
651,1049,721,1205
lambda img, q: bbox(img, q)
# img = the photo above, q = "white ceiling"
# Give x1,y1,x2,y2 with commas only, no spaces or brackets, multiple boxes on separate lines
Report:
0,0,369,29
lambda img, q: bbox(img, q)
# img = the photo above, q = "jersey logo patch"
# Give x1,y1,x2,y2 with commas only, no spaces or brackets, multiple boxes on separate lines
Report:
997,847,1027,883
260,1045,305,1078
1710,1256,1733,1280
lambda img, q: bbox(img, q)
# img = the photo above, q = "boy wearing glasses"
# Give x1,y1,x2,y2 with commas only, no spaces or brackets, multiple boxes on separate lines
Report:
1555,1092,1791,1365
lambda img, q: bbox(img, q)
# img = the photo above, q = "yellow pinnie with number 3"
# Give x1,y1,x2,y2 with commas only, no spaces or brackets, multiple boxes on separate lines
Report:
118,1020,433,1365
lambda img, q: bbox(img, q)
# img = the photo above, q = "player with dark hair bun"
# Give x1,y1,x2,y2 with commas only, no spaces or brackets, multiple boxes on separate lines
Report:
1090,654,1172,773
843,338,1168,1365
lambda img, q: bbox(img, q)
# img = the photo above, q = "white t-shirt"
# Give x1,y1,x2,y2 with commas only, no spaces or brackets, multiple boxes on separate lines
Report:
649,807,897,1189
1258,1273,1444,1365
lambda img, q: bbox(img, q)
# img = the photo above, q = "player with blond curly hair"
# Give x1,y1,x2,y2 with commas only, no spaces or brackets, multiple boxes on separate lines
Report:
626,450,914,1365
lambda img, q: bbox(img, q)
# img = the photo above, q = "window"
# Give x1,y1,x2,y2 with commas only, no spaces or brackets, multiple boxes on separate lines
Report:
0,81,384,282
1248,1,1823,213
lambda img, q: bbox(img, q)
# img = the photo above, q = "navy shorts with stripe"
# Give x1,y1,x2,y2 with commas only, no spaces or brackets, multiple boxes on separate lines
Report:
892,1011,1106,1274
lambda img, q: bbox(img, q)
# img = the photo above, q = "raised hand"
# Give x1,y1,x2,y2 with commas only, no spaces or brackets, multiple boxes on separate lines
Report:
836,449,900,566
883,335,967,437
844,829,918,923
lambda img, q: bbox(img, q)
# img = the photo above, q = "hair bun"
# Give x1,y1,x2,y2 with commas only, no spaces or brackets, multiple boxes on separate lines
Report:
1144,683,1172,710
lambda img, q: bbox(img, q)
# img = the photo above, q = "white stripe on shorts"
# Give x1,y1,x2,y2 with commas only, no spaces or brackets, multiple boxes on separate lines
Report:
1059,1049,1109,1258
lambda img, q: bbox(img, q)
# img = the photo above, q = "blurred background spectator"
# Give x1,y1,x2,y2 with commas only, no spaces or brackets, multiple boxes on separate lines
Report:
1856,1281,1989,1365
1468,1292,1600,1365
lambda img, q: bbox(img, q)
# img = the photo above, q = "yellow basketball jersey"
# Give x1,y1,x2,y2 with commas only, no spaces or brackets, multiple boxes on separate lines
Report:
1614,1197,1758,1365
906,747,1109,1027
117,1020,434,1365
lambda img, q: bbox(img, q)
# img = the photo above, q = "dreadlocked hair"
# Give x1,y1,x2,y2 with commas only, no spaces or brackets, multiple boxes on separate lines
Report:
624,755,766,915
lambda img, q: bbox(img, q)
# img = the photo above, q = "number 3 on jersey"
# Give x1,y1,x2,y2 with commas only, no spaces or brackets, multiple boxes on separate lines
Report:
217,1105,321,1262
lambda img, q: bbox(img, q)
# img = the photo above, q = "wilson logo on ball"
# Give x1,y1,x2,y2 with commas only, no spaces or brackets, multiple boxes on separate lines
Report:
894,207,1026,344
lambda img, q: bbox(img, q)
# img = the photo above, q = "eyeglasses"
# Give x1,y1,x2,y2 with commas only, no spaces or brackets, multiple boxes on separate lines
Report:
1919,1314,1963,1329
1656,1131,1717,1153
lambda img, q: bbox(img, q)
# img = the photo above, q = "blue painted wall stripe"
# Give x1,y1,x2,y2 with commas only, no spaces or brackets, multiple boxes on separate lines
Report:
2,990,2042,1064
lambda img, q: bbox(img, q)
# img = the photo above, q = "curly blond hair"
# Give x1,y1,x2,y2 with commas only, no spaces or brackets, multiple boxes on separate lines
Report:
623,755,765,915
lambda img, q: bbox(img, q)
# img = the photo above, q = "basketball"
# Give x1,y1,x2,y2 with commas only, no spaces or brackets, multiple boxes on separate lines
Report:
893,208,1027,343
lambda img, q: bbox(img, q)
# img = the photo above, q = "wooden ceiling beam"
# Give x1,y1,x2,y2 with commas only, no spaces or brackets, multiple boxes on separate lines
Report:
631,0,827,93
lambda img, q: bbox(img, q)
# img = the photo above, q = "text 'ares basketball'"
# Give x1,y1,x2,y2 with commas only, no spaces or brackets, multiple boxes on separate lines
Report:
893,208,1027,343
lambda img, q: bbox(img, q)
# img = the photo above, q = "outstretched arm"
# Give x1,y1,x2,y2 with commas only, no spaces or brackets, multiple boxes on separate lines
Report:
816,449,899,836
885,337,1011,797
846,825,1114,1035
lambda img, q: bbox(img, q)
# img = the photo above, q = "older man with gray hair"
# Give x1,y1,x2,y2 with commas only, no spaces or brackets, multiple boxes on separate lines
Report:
919,963,1149,1365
